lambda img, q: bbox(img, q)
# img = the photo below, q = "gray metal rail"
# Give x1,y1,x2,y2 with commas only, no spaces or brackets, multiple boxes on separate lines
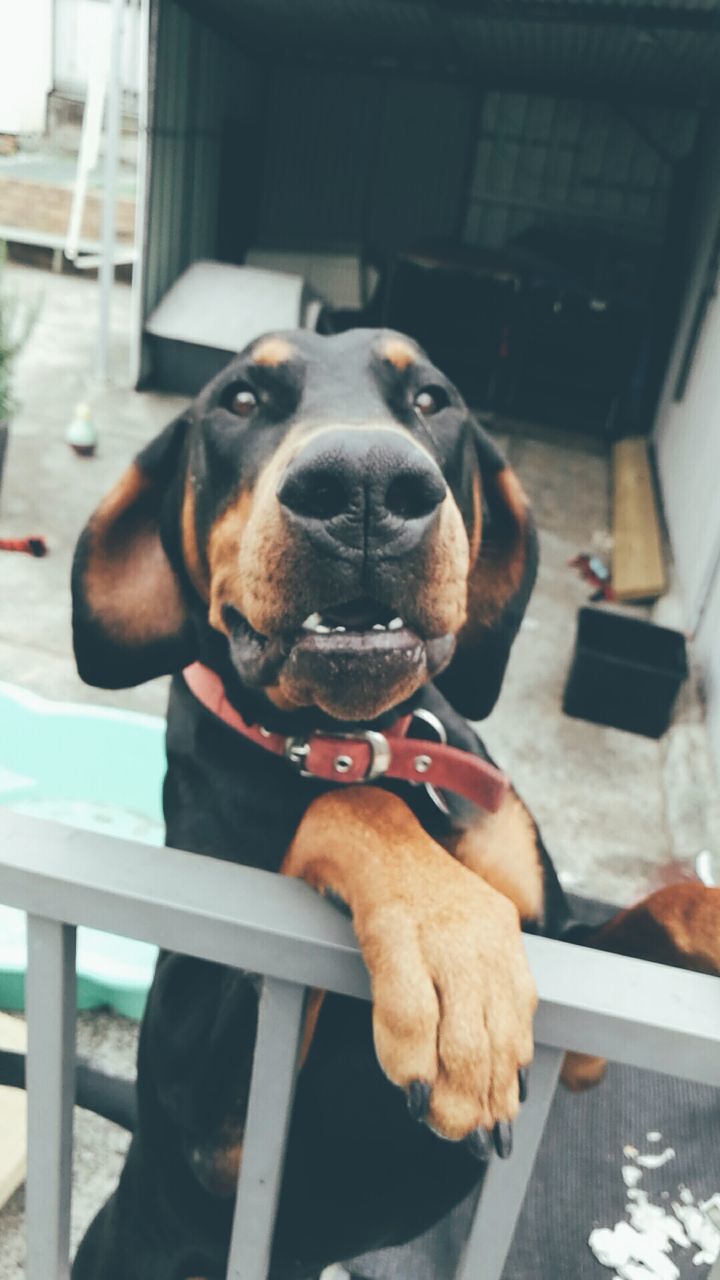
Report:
1,811,719,1280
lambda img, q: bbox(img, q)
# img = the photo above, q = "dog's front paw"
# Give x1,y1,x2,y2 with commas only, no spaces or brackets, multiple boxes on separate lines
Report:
356,862,537,1156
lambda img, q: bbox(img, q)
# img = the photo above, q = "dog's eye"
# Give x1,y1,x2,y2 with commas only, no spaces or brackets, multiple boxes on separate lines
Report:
414,386,449,416
228,386,257,418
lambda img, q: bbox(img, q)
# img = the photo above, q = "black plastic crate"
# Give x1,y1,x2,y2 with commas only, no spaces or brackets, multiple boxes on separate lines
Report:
563,606,688,739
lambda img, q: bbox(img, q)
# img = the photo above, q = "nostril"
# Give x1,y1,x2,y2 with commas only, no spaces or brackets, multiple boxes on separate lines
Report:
278,468,349,521
385,470,446,521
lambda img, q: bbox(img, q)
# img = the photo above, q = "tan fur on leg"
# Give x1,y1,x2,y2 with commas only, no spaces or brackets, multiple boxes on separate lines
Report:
445,790,545,923
561,1051,608,1092
282,786,537,1141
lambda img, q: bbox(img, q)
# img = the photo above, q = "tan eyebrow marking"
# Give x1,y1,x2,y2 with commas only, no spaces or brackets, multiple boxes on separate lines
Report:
379,337,418,370
252,336,295,366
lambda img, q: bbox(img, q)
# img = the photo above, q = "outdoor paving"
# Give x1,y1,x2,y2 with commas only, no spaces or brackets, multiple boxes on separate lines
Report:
0,261,718,1275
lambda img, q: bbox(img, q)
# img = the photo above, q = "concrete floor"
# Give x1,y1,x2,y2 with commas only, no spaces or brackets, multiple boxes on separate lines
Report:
1,262,719,1275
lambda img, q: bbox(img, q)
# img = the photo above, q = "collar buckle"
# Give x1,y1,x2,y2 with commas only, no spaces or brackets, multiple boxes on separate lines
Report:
347,729,393,781
285,728,392,782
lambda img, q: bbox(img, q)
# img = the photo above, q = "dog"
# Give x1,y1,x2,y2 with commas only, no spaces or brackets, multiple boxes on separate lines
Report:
70,328,720,1280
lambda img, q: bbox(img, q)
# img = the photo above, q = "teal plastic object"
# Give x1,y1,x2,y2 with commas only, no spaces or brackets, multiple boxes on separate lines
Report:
0,681,166,1019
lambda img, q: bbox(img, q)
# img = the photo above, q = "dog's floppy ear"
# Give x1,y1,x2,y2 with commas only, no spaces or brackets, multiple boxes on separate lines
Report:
436,422,538,720
72,413,198,688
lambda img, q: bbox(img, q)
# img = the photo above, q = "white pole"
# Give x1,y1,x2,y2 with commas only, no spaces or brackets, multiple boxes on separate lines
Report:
129,0,151,388
96,0,125,381
65,45,109,264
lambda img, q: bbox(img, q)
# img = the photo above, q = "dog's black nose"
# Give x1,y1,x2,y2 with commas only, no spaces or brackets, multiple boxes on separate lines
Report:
277,429,446,553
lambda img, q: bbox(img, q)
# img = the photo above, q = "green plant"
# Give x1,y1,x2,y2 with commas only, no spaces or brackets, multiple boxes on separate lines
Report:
0,243,40,421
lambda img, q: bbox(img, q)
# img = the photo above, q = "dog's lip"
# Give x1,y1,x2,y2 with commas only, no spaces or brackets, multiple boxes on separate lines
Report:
223,605,270,648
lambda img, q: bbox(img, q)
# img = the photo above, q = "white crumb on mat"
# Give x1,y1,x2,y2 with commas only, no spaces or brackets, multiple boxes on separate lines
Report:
672,1199,720,1266
588,1221,679,1280
703,1193,720,1224
637,1149,676,1170
626,1190,689,1249
588,1138,720,1279
647,1132,663,1144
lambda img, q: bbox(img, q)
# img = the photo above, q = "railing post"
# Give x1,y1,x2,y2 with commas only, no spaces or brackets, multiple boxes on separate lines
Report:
25,916,77,1280
455,1044,565,1280
226,977,308,1280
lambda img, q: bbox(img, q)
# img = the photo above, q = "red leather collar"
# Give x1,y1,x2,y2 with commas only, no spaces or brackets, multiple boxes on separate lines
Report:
183,662,508,813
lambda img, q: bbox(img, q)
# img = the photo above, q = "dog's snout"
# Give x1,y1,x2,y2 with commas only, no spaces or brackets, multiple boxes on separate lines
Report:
277,430,446,552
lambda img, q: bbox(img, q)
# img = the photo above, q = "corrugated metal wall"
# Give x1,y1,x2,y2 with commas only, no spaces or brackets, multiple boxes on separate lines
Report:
142,10,477,328
142,0,232,323
464,92,697,248
255,69,475,252
141,5,699,334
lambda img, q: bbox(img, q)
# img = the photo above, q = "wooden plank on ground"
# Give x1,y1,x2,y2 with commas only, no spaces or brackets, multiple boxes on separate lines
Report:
612,436,667,602
0,1012,27,1210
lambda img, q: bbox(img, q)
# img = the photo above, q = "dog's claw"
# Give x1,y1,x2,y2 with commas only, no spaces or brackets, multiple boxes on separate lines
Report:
518,1066,528,1103
465,1126,493,1162
494,1121,513,1159
406,1080,432,1122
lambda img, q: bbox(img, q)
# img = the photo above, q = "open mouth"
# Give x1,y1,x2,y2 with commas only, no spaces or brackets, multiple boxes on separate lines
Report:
222,597,456,716
222,595,447,701
295,598,419,653
224,597,422,653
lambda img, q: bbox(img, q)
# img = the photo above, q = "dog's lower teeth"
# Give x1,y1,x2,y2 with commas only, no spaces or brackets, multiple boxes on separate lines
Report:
302,614,403,636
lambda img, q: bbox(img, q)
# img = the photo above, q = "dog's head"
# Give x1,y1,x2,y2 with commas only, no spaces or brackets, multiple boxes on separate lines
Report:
72,329,536,722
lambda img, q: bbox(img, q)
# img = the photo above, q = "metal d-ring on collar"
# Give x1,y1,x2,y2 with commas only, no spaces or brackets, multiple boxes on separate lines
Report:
409,708,451,816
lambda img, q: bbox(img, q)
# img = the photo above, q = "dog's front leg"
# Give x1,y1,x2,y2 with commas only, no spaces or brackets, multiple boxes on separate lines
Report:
282,785,537,1153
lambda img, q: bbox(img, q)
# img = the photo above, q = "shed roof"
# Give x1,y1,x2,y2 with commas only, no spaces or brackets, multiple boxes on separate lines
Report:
175,0,720,104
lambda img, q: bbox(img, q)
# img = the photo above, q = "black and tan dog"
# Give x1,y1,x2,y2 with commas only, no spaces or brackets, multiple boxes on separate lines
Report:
71,329,720,1280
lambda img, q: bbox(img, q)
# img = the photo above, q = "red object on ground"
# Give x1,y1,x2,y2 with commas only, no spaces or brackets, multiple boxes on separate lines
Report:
0,536,48,557
569,553,616,601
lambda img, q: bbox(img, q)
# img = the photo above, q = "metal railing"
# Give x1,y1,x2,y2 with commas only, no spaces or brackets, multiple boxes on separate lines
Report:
2,810,720,1280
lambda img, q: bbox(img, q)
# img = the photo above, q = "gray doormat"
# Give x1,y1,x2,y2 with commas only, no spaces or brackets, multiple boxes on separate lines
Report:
349,1063,720,1279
